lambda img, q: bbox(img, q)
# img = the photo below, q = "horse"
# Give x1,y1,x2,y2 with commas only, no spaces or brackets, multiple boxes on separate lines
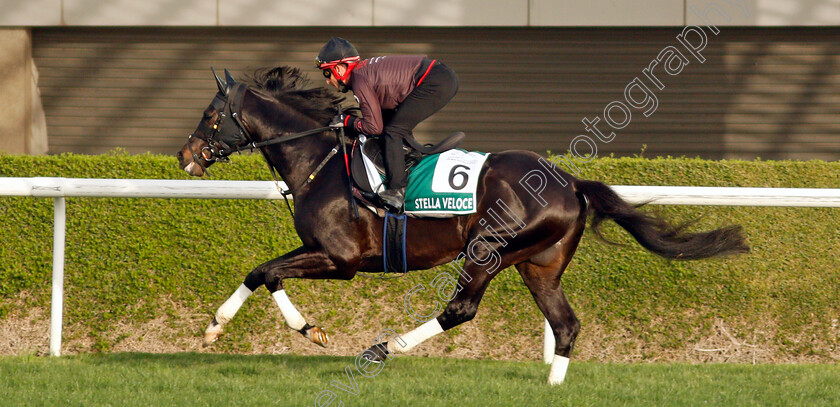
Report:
176,66,749,385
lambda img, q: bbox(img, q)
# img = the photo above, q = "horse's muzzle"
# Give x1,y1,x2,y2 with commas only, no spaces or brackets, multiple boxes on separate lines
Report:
183,161,204,177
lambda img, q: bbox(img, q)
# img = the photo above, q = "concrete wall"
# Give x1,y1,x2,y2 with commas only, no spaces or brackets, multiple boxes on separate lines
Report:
1,0,837,155
0,0,838,26
0,28,47,155
688,0,840,26
530,0,684,26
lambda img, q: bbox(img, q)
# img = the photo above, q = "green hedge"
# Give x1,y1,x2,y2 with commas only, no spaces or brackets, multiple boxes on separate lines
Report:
1,151,838,362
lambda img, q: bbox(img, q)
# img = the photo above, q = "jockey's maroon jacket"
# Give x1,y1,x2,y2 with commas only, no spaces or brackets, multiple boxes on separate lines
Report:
345,55,428,136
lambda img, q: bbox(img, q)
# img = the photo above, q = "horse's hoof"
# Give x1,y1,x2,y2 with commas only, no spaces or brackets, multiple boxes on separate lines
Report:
362,342,390,363
304,326,329,347
203,318,223,346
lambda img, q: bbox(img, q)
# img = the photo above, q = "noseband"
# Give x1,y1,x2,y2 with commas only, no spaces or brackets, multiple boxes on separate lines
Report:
188,82,251,165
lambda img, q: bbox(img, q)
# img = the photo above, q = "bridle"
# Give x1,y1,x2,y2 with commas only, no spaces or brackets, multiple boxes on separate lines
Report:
185,76,342,216
187,83,251,167
187,77,336,169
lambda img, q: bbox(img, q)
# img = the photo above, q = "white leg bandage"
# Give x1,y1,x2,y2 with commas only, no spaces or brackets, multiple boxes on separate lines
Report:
215,284,253,325
272,289,307,331
387,319,444,354
548,355,570,385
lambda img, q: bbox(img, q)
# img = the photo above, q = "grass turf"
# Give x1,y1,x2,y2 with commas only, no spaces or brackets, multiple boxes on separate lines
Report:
0,353,837,406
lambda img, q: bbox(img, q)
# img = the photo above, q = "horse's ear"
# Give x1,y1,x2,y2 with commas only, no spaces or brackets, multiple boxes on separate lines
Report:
224,69,236,86
211,67,227,95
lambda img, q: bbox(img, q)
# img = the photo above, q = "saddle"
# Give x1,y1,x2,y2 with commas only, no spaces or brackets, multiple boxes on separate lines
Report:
350,131,466,197
349,131,465,273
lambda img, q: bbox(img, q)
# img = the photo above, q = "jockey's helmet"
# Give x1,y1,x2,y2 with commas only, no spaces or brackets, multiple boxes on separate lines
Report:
315,37,360,82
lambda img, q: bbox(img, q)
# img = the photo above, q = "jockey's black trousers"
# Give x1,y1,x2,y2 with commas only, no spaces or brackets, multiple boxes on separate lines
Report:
382,61,459,189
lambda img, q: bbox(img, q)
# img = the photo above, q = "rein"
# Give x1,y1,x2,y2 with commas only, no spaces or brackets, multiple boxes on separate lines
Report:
230,126,334,154
193,82,334,159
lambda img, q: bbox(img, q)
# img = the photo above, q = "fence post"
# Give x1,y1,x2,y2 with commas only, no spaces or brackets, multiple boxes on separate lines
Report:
49,197,66,357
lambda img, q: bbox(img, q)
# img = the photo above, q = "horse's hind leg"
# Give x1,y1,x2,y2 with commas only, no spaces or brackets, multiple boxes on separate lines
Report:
515,225,584,385
359,257,498,360
364,232,570,361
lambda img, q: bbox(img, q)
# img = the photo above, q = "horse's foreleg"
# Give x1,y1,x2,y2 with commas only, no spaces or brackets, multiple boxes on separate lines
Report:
203,252,275,345
271,288,330,347
204,246,352,347
203,283,255,345
204,286,326,347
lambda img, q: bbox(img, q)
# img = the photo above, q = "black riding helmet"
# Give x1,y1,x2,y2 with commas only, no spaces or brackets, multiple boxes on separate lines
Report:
316,38,361,87
315,37,360,68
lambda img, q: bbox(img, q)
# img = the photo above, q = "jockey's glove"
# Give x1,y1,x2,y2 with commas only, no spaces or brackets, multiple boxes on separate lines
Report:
330,113,361,132
329,114,346,129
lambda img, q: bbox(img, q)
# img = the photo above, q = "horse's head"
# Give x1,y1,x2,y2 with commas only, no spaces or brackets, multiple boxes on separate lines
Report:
177,68,252,177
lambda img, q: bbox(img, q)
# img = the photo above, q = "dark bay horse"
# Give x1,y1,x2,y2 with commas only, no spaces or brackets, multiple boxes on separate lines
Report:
176,67,748,385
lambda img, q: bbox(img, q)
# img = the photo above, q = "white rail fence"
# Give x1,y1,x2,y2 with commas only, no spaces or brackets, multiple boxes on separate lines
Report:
2,177,840,359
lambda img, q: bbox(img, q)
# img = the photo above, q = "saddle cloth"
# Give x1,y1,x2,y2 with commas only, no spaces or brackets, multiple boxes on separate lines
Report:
350,135,489,217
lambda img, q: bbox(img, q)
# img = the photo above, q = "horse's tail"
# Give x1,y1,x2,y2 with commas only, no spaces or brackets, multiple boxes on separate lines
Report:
573,179,749,260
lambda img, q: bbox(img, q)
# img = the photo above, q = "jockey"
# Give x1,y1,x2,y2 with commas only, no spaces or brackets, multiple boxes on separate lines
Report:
316,37,459,213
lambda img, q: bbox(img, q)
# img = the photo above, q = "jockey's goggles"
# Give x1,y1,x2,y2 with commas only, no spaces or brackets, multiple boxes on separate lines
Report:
315,56,360,69
315,56,361,82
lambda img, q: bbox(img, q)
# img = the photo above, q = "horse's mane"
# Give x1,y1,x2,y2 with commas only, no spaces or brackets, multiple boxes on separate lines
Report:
245,66,344,124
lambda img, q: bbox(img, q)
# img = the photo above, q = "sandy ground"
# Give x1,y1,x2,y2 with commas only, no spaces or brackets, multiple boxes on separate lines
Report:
2,301,836,364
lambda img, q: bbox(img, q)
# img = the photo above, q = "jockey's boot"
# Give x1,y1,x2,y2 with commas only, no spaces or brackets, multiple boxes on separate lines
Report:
378,187,405,214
